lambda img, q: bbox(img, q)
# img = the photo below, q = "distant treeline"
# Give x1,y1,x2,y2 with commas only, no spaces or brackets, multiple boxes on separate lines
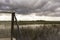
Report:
0,20,60,25
17,20,60,25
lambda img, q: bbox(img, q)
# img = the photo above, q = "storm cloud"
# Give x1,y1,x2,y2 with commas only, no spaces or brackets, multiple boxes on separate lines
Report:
0,0,60,16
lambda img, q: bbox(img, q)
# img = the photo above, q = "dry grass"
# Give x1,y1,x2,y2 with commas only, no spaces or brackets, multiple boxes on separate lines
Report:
13,24,60,40
0,24,60,40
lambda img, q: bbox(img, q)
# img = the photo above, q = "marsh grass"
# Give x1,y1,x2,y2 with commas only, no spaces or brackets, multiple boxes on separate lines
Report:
13,24,60,40
0,24,60,40
0,29,10,38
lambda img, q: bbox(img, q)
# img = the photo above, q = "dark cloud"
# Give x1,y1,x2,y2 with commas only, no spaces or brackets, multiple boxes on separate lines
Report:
0,0,60,16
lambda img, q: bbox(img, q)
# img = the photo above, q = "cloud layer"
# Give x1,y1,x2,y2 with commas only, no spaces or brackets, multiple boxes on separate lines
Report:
0,0,60,16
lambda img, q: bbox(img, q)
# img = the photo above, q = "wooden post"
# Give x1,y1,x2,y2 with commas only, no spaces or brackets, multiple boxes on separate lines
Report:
11,12,15,40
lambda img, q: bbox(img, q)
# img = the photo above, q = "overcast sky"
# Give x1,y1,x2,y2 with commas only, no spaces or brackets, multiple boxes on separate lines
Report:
0,0,60,21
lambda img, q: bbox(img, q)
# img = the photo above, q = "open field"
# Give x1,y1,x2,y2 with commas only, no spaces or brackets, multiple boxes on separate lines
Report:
0,21,60,40
13,24,60,40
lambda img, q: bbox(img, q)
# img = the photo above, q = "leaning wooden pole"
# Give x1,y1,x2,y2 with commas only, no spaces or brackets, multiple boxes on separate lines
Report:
11,12,15,40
